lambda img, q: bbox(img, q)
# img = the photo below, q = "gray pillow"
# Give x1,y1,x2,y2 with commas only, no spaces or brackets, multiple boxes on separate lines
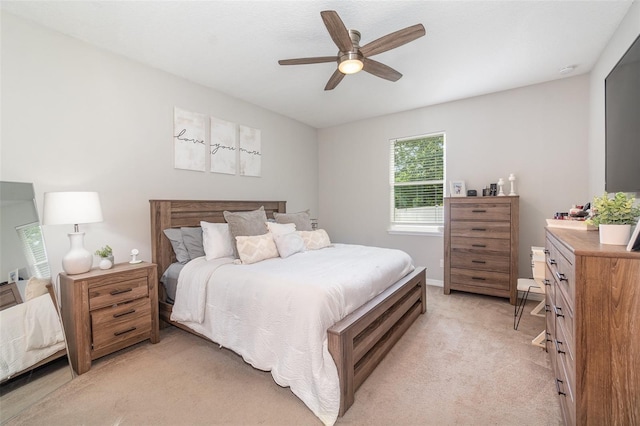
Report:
223,206,269,257
163,228,191,264
180,227,205,260
274,209,312,231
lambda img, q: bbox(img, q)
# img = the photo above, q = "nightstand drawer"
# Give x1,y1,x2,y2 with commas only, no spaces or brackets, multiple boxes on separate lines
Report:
89,277,149,310
450,203,511,221
91,298,151,351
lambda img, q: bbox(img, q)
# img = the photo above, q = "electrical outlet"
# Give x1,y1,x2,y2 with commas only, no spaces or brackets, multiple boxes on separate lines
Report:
440,259,444,268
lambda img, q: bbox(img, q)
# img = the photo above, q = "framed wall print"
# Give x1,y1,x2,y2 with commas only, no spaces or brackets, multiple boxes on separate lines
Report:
450,180,466,197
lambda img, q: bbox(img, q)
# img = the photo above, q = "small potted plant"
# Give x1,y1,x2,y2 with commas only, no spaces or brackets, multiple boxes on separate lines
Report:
588,192,640,245
95,245,114,269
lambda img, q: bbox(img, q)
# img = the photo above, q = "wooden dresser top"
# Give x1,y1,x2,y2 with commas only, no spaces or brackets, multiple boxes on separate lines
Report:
546,227,640,260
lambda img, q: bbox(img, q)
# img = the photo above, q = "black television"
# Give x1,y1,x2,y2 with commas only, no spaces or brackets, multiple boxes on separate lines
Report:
605,34,640,193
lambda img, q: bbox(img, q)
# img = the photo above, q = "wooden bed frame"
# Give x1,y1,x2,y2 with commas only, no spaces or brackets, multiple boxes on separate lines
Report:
149,199,427,416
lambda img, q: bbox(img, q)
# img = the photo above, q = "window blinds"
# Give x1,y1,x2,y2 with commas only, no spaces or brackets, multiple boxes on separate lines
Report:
390,133,445,225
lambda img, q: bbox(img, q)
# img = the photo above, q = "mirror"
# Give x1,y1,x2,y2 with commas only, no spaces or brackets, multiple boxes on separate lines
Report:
0,181,73,423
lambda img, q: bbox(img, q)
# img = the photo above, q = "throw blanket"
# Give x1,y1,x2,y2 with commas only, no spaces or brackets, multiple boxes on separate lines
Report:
171,243,414,425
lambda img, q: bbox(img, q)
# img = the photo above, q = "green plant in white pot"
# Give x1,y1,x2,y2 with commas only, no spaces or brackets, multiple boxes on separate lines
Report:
588,192,640,245
95,245,114,269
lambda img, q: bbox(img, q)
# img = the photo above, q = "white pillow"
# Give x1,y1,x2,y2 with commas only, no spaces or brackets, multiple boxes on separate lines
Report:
200,221,235,260
298,229,331,250
273,232,305,258
235,233,279,264
266,221,296,235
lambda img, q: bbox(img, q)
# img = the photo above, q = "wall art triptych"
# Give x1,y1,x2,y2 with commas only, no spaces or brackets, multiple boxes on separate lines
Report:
174,107,261,177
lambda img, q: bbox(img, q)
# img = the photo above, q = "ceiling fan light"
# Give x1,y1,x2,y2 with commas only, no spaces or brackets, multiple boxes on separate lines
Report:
338,51,364,74
339,58,363,74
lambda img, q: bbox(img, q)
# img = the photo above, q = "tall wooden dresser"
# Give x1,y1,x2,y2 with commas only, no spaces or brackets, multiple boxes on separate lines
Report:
545,227,640,425
444,196,519,304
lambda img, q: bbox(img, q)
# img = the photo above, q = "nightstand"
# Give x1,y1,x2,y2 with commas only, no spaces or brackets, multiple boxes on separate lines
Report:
59,262,159,375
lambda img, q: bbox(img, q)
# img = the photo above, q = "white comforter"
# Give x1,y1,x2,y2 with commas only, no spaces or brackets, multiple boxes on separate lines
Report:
171,243,414,425
1,293,66,382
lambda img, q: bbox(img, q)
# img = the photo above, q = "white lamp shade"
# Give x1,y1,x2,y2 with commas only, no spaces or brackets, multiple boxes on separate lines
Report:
43,192,103,225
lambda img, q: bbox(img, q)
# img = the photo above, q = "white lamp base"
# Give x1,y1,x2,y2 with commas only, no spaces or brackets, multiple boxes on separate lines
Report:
62,232,93,274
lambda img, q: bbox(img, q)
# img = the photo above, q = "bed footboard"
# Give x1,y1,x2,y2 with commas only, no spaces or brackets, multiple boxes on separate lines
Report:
327,267,426,416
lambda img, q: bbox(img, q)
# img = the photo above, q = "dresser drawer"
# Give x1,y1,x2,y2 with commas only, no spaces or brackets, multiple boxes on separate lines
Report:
450,221,512,239
91,298,152,351
554,283,574,359
546,243,575,305
450,268,510,290
554,323,576,426
450,203,511,221
89,277,149,310
450,237,510,254
450,251,510,272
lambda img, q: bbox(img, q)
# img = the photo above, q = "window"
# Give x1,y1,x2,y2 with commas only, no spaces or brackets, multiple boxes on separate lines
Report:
389,133,445,232
16,222,51,278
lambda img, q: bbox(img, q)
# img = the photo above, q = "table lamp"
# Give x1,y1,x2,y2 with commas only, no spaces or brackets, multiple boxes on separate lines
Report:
42,191,103,274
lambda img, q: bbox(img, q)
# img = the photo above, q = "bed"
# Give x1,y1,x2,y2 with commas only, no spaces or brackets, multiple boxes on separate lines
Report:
0,283,67,383
150,200,426,424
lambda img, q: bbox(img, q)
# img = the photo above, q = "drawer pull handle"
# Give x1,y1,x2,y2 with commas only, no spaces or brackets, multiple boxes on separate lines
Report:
548,258,557,265
471,260,486,264
110,288,133,296
114,327,137,336
471,277,486,281
113,309,136,318
555,272,567,282
471,228,486,231
555,378,567,396
543,279,551,286
471,209,487,213
554,339,566,354
544,249,550,255
545,331,552,342
471,244,486,248
544,304,551,313
554,305,564,318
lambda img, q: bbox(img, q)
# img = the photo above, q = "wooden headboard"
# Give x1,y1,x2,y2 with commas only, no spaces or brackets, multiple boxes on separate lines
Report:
149,200,286,282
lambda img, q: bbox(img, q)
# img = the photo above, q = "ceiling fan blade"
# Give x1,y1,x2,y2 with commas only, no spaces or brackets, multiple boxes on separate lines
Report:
321,10,353,53
278,56,337,66
362,58,402,82
360,24,426,57
324,69,345,91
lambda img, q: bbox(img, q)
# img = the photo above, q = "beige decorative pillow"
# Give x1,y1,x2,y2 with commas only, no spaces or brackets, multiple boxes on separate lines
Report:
298,229,331,250
274,210,313,231
25,277,51,301
235,233,279,265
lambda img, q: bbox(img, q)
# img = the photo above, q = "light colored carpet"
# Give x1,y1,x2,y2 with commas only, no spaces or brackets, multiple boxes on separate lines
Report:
5,285,562,425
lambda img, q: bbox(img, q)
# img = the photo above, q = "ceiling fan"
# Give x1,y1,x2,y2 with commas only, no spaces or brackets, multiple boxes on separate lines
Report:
278,10,426,91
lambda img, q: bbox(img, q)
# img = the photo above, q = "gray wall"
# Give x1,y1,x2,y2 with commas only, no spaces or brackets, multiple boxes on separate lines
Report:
1,13,319,278
318,76,590,283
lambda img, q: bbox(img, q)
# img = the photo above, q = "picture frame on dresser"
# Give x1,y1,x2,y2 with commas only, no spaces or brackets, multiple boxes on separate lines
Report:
627,223,640,251
449,180,466,197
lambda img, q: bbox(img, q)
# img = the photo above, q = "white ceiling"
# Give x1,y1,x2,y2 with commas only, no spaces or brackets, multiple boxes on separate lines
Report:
1,1,633,128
